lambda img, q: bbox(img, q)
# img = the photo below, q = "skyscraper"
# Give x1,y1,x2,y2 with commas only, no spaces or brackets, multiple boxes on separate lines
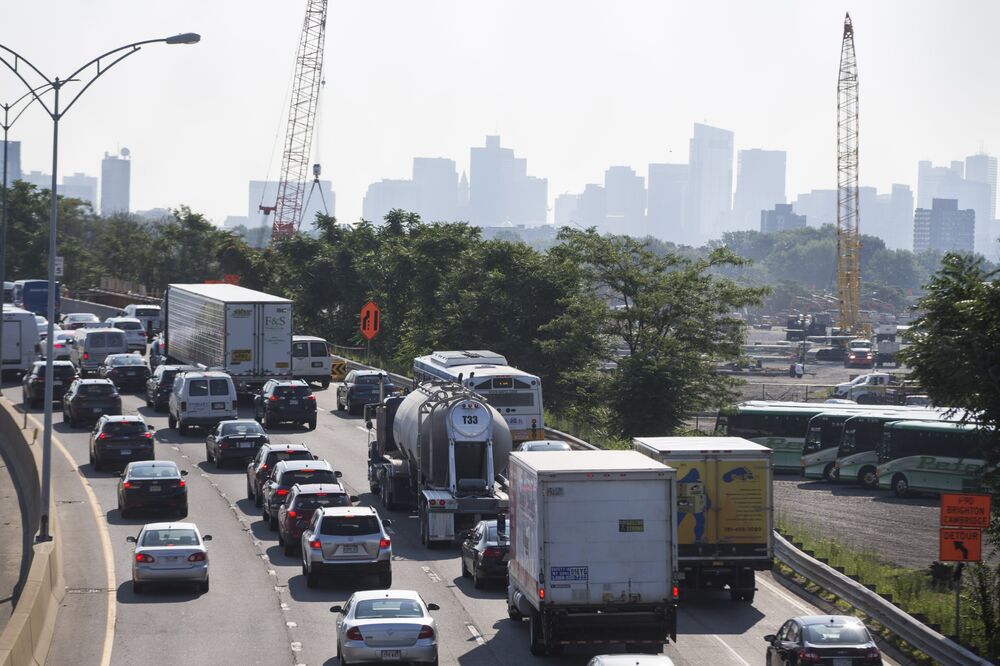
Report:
917,159,991,254
61,172,98,207
576,184,606,229
361,179,414,224
965,153,998,257
0,140,22,182
412,157,458,222
553,194,579,226
646,164,687,242
100,150,131,215
760,203,806,233
913,198,975,253
469,135,546,226
604,166,646,237
732,149,786,232
685,123,734,244
792,189,838,228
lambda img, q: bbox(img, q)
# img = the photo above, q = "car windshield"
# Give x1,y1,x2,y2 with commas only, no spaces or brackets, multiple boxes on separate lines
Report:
68,314,98,322
485,525,509,544
803,624,870,645
354,598,424,619
52,364,76,377
103,421,146,435
281,469,335,486
80,383,115,396
268,450,313,465
116,321,142,330
140,528,199,547
134,308,159,317
294,494,350,511
276,386,311,398
130,465,178,479
209,379,231,396
222,422,264,436
109,356,146,366
56,332,75,342
319,515,380,536
354,375,387,386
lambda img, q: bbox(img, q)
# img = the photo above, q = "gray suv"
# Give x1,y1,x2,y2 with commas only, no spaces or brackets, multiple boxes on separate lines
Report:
301,506,392,589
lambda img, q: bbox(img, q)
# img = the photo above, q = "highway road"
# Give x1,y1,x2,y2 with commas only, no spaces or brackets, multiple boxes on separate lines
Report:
6,379,898,666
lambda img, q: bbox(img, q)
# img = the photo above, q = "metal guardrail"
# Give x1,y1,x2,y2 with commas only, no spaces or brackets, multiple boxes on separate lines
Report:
774,532,991,666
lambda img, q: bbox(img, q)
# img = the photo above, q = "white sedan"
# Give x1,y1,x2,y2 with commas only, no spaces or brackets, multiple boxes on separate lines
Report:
330,589,440,665
126,522,212,594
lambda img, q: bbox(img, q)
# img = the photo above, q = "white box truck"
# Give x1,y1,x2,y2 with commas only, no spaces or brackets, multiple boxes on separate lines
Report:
506,450,678,656
632,436,773,603
1,305,40,377
162,284,292,393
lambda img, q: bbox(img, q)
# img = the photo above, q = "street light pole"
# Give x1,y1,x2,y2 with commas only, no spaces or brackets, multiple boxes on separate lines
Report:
0,33,200,541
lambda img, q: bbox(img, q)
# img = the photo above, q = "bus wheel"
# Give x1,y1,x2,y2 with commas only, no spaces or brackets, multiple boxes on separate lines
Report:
822,464,835,482
892,474,910,498
858,467,878,489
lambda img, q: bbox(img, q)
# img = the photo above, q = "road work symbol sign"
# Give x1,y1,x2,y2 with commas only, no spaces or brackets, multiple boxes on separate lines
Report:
359,301,381,341
940,493,991,529
940,528,982,562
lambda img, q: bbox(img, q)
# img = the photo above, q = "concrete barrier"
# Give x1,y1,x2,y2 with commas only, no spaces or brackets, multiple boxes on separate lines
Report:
0,399,65,666
60,297,121,321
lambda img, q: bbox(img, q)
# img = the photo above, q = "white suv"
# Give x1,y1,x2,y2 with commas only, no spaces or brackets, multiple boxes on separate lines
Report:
168,371,238,435
301,506,392,589
104,317,147,353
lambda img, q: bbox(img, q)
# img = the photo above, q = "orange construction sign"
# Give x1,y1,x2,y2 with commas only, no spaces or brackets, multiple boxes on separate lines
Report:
940,493,992,529
940,528,982,562
359,301,381,341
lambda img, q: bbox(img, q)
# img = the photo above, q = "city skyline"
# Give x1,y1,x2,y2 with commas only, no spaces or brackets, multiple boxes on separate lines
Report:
4,2,1000,231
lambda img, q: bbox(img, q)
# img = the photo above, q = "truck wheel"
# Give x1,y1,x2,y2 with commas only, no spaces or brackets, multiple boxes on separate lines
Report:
528,609,546,656
307,418,316,431
507,603,522,621
420,510,429,547
892,474,910,498
337,395,345,411
461,558,471,579
321,379,330,390
246,478,254,500
473,565,485,589
858,467,878,489
168,413,177,429
822,463,835,482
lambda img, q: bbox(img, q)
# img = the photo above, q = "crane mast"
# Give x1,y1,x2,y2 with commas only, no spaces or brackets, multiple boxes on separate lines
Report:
836,13,861,333
271,0,328,242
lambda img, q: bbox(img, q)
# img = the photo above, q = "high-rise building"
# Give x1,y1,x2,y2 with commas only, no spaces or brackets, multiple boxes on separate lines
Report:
361,179,414,224
913,198,975,253
886,184,915,250
553,194,579,226
965,153,998,257
456,171,470,221
685,123,734,244
412,157,458,222
732,149,786,232
469,135,546,226
647,163,688,243
760,203,806,233
604,166,646,237
100,150,131,215
60,172,98,207
249,179,335,228
917,159,991,254
22,170,51,191
576,184,606,230
0,140,22,182
792,189,838,228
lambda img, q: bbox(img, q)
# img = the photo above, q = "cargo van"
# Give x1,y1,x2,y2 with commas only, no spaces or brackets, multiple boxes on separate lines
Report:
71,328,128,376
292,335,330,388
1,305,40,377
168,370,238,434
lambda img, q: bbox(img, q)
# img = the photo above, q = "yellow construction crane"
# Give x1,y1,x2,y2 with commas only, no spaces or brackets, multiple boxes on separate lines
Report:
836,13,861,334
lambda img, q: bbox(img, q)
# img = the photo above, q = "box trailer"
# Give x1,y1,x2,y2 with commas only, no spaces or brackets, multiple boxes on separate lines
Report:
507,450,678,655
632,436,773,603
1,305,40,377
162,284,292,393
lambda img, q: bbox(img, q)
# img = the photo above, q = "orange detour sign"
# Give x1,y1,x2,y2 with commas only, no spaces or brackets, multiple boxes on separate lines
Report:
940,528,982,562
940,493,992,529
359,301,381,341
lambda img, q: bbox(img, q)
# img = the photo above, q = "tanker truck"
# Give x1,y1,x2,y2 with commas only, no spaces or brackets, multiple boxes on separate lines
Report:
366,380,512,547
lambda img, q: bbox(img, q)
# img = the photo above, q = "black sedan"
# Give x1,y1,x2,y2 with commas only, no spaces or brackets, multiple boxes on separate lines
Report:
145,364,196,411
63,379,122,427
21,360,77,408
99,353,150,391
89,415,155,471
117,460,188,518
336,370,398,415
764,615,882,665
460,519,510,588
205,419,269,468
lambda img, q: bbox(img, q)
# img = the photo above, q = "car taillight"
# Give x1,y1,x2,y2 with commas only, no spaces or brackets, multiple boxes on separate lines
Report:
98,433,108,440
379,537,391,549
538,587,545,600
83,352,89,360
143,432,153,439
187,552,206,562
797,649,822,664
345,627,364,641
135,553,155,563
864,647,881,661
276,488,289,496
269,395,278,402
287,510,297,519
260,464,269,472
417,625,434,640
178,479,186,488
306,395,315,401
308,539,321,550
483,546,501,557
672,585,680,599
123,481,132,489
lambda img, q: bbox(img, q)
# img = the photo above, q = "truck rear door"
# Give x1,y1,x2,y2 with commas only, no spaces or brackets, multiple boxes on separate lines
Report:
2,318,20,365
543,477,670,604
258,302,292,378
225,304,256,375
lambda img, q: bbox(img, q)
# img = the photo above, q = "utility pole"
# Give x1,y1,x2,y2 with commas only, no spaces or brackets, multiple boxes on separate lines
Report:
836,13,861,334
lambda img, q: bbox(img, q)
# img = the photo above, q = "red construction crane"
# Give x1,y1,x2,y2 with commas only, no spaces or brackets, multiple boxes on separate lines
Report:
266,0,328,242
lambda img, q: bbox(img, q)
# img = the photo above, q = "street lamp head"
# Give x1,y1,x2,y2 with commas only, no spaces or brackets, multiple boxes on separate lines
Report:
165,33,201,45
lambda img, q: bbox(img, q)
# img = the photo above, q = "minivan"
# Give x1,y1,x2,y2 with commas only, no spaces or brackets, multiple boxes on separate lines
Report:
292,335,331,388
168,371,238,435
71,328,128,376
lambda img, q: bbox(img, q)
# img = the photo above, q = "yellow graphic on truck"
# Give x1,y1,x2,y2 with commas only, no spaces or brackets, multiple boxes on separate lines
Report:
674,459,768,545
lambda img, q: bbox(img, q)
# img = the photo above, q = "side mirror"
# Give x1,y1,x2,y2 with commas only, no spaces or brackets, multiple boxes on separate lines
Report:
335,471,343,478
126,536,137,543
382,519,392,527
147,424,155,431
366,419,373,430
202,535,213,541
349,495,359,503
426,603,440,611
329,605,343,614
115,470,123,477
181,470,189,476
763,634,776,642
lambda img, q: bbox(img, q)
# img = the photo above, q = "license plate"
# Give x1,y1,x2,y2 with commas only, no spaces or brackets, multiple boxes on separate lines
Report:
288,399,299,405
93,407,103,413
238,441,253,448
212,402,225,410
343,544,358,554
126,370,136,375
163,555,179,562
149,484,161,492
120,449,131,455
380,651,401,660
832,660,850,666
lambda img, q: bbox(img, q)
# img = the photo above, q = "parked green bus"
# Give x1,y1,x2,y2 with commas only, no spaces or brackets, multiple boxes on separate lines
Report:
877,420,994,497
833,410,947,488
799,411,865,480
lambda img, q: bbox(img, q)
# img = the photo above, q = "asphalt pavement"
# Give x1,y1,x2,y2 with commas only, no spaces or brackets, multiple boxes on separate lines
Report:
6,377,902,666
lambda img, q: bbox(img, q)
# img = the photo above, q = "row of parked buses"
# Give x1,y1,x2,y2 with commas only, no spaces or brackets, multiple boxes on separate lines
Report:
716,401,995,497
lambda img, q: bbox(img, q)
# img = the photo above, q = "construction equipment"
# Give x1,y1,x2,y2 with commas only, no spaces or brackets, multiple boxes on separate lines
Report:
268,0,329,242
836,13,861,333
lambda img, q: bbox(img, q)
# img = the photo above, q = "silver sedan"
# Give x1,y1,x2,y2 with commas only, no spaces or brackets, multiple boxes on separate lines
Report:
330,589,440,665
126,522,213,594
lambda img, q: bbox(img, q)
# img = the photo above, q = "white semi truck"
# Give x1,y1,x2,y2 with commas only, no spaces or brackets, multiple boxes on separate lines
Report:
367,381,512,547
162,284,293,393
506,450,679,656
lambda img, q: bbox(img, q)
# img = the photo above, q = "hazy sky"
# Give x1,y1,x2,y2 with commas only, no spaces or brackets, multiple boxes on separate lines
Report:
3,1,999,226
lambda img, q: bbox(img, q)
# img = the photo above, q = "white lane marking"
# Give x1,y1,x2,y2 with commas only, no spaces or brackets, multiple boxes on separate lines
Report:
712,634,751,665
290,641,302,652
757,575,813,614
355,426,368,433
421,565,442,583
41,416,116,666
466,623,485,646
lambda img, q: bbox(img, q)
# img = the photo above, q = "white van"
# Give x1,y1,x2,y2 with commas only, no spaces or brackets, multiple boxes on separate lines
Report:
292,335,330,388
168,371,238,434
1,305,40,377
104,316,147,353
120,304,161,339
70,328,128,376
